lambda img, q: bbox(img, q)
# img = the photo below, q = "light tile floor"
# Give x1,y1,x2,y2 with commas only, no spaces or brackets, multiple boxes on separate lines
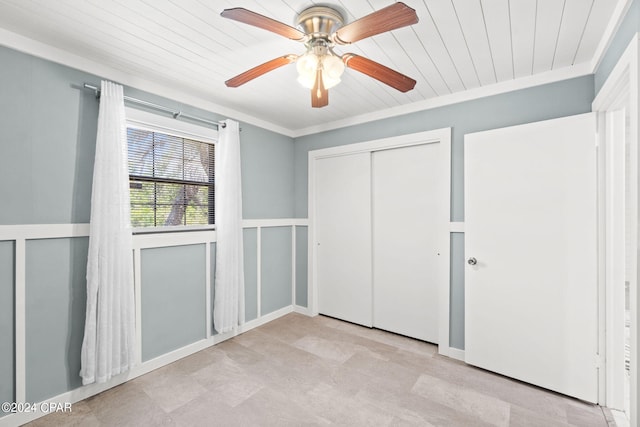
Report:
27,313,614,426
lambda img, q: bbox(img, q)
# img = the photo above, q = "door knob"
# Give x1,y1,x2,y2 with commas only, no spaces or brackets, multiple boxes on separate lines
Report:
467,257,477,265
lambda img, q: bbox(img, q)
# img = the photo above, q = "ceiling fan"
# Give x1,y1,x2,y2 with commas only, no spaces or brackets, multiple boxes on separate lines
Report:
220,2,419,108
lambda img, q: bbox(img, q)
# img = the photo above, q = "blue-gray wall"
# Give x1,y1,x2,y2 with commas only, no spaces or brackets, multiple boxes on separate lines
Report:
261,227,292,315
243,228,259,322
0,49,98,225
0,241,14,410
0,45,295,409
595,0,639,94
295,226,308,308
141,245,206,361
294,76,595,349
449,234,465,349
241,127,295,219
25,238,88,403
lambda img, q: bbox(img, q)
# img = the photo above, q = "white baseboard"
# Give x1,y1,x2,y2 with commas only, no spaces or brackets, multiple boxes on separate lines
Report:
0,337,214,426
239,305,294,333
610,409,630,427
293,305,312,316
447,347,466,362
0,306,297,427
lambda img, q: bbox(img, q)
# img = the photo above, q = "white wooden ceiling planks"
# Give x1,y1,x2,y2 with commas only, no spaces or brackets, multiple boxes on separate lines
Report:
553,0,596,68
573,0,617,65
510,0,537,79
532,0,567,74
451,0,497,87
0,0,624,133
424,0,481,91
482,0,515,82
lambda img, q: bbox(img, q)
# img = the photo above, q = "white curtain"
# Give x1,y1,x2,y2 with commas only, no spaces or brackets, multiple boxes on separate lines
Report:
80,80,136,385
214,119,245,333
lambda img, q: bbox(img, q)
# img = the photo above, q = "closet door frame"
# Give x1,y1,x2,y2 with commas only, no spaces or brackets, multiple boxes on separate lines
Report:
308,128,452,353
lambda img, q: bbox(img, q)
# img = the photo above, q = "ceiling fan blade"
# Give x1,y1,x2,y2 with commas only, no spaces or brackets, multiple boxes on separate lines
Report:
343,53,416,92
221,8,306,41
334,2,418,45
311,69,329,108
225,55,297,87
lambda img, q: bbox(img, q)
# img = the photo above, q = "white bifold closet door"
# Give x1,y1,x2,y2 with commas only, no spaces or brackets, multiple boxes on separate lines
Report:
315,152,373,327
372,144,442,342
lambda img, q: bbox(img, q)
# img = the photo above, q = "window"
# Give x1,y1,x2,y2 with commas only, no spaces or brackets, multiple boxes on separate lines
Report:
126,110,216,228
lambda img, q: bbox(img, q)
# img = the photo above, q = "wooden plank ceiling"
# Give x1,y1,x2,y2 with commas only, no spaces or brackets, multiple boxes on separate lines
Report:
0,0,620,134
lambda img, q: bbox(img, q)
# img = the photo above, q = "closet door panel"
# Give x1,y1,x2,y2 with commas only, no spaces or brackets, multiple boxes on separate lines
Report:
372,143,442,342
315,152,372,327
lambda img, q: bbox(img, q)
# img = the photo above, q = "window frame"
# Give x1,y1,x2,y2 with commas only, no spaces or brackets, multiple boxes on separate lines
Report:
125,107,218,233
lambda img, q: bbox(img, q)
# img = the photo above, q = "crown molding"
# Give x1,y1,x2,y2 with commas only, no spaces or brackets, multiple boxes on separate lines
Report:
0,28,296,138
290,62,593,138
590,0,636,73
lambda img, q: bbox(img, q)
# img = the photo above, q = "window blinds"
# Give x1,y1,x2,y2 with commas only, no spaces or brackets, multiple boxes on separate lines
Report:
127,128,215,227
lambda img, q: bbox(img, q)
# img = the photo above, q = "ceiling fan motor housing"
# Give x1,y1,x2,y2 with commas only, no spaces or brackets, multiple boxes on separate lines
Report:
296,6,344,40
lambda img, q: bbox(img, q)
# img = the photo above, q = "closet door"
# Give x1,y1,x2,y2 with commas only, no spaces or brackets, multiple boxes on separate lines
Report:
372,143,443,342
315,152,372,327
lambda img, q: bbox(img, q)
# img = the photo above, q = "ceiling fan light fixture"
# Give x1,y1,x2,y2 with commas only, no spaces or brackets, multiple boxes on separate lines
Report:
296,52,319,88
321,72,341,90
321,54,345,89
297,73,316,89
296,51,345,90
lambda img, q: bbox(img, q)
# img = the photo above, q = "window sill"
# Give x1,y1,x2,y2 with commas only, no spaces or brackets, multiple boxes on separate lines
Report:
132,225,215,235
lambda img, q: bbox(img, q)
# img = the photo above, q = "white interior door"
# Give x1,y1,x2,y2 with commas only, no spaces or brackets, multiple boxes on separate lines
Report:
315,152,372,327
464,113,599,403
372,143,444,342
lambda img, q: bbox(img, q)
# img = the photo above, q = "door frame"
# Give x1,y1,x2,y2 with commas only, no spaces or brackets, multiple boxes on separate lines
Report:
593,35,639,424
307,128,452,353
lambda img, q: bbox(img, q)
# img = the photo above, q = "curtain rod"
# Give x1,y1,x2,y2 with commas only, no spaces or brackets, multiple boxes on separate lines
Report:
83,83,225,129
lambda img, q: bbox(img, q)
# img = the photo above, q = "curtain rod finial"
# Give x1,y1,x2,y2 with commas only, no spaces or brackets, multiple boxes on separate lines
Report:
83,83,101,99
